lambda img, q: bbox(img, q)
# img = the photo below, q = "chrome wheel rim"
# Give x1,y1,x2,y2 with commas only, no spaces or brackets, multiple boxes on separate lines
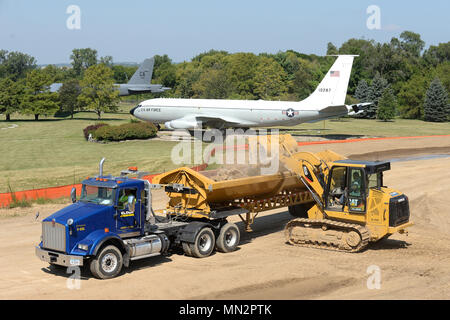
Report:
225,229,237,247
199,233,212,252
101,253,118,273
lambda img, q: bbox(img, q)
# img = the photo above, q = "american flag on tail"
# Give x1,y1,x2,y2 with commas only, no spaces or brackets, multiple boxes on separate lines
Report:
330,71,340,77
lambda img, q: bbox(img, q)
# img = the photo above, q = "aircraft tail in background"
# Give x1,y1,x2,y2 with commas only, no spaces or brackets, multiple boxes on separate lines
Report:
128,57,155,85
304,55,357,107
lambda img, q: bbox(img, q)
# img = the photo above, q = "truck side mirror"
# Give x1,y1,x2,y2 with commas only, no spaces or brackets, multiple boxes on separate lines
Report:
71,187,77,203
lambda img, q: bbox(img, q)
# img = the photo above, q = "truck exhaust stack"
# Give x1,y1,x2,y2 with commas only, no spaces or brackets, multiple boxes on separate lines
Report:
99,158,105,177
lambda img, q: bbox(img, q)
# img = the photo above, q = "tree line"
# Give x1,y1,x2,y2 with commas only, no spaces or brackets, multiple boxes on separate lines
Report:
0,31,449,122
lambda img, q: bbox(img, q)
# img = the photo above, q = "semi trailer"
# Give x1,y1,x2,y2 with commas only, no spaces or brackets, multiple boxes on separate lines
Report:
36,135,412,279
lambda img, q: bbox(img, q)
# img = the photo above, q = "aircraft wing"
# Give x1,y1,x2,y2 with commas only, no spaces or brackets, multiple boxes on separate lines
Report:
126,86,171,93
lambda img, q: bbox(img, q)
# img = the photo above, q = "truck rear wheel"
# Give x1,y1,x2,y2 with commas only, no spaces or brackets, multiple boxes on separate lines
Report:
182,242,192,257
189,227,215,258
216,223,240,253
90,245,123,279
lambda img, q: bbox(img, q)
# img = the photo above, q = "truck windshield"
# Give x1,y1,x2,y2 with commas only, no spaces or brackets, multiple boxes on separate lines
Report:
80,185,115,205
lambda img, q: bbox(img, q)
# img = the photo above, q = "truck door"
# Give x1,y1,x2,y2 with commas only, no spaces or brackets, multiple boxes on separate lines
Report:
347,168,366,213
115,187,141,237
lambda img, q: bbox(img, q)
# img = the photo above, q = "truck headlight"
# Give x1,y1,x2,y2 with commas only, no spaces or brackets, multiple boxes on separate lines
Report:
78,244,89,251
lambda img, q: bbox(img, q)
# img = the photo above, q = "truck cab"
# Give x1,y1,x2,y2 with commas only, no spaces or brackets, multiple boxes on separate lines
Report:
36,160,240,279
36,173,148,275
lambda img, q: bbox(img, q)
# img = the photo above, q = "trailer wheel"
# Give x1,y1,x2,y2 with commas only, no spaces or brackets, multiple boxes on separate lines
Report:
189,228,215,258
216,223,240,253
89,245,123,279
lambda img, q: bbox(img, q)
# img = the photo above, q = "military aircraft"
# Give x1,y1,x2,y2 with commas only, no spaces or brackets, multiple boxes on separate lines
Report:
130,55,370,130
51,57,170,96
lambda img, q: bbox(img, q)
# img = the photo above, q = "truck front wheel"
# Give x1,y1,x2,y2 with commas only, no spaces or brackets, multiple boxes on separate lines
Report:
189,228,215,258
90,245,123,279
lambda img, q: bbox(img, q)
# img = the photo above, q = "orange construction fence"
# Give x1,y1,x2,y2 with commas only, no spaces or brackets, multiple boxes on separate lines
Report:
0,163,208,208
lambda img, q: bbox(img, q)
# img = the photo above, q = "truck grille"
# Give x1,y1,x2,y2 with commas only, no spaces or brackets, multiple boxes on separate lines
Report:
389,195,410,227
42,221,66,252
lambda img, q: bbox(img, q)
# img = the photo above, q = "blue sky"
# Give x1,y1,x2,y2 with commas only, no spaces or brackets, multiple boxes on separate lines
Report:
0,0,448,64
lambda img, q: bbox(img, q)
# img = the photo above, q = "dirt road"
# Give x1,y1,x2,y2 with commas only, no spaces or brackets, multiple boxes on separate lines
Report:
1,136,449,299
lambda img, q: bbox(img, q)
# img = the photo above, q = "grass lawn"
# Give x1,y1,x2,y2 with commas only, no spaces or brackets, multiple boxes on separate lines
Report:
272,118,450,139
0,103,189,193
1,102,449,193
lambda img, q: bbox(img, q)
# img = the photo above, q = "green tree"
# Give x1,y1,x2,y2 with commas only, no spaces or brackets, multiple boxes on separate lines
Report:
0,51,36,80
112,65,138,83
224,53,259,99
423,77,449,122
0,50,8,78
22,69,59,120
99,56,113,68
399,31,425,58
354,79,370,102
366,75,389,119
423,42,450,66
339,38,377,93
377,88,397,121
78,64,119,119
397,74,431,119
70,48,98,77
326,42,338,55
0,78,24,121
58,79,82,119
434,62,450,93
41,64,67,82
192,50,229,62
192,69,232,99
253,57,288,100
153,55,177,88
174,61,202,98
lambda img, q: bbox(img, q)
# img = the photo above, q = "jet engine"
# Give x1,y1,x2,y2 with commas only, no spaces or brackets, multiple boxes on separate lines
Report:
164,119,200,130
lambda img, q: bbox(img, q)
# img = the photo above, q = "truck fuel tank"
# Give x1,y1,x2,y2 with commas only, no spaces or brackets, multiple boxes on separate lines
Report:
124,234,169,260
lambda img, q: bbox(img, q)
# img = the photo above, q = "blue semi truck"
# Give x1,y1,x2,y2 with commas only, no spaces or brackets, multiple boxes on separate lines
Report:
35,159,242,279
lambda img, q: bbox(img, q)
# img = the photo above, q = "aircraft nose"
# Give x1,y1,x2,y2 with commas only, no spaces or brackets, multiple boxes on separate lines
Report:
130,105,139,116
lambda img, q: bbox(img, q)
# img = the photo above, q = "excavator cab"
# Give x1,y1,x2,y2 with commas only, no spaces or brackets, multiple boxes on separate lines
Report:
285,154,413,252
324,160,390,214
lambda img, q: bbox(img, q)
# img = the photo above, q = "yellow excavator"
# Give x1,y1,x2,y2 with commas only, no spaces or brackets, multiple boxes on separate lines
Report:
262,134,413,252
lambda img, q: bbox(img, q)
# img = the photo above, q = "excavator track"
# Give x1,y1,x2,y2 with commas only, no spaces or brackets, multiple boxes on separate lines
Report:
284,218,370,253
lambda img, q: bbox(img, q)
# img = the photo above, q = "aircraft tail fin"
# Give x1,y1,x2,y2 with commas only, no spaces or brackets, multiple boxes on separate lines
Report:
304,55,356,107
128,58,155,85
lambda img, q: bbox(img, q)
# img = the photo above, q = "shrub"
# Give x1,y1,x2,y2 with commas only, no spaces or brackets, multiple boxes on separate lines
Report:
83,123,109,140
93,122,157,141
